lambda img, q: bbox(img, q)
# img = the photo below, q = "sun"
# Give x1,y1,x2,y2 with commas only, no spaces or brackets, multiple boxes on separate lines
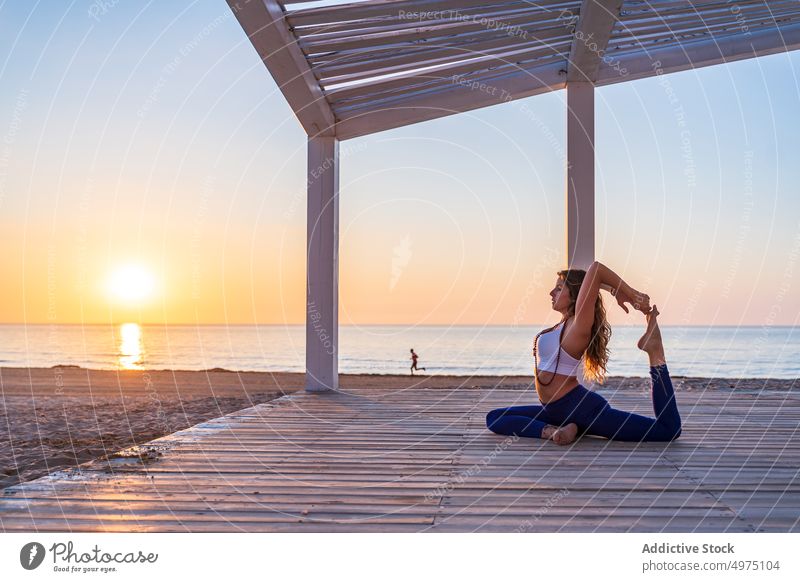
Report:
106,264,156,304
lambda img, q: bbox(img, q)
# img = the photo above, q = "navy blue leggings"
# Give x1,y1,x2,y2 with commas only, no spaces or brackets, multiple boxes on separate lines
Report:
486,365,682,442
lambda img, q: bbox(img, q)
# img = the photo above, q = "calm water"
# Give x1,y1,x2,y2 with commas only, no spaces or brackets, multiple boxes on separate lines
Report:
1,324,798,379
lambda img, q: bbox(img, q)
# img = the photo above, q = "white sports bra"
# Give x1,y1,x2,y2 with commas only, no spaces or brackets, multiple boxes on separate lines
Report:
535,321,583,377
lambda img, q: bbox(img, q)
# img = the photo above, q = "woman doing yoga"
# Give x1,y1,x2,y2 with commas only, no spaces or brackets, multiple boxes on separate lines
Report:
486,261,682,445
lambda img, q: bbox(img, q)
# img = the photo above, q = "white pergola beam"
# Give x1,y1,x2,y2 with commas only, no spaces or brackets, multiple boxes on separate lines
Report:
227,0,336,137
306,136,339,391
566,81,595,270
567,0,624,82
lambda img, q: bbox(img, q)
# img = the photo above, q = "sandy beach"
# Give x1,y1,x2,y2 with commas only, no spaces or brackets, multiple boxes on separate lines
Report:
1,366,796,490
0,366,303,488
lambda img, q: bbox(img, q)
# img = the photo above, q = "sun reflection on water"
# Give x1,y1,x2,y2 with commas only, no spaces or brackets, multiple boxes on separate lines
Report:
118,323,144,370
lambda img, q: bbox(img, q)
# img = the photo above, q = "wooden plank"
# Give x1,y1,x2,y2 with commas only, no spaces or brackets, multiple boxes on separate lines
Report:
3,382,800,532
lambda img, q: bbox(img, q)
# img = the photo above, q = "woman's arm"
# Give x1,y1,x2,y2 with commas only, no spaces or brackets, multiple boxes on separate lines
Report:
573,262,650,336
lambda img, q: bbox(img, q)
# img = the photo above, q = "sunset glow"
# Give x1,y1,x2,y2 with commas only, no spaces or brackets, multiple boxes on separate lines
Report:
106,265,156,305
118,322,144,370
0,3,797,328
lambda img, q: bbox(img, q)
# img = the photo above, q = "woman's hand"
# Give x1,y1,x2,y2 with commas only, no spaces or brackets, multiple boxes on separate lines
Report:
612,284,651,314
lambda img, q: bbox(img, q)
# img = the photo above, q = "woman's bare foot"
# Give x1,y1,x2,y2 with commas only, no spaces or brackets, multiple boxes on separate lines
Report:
637,305,667,366
543,423,579,445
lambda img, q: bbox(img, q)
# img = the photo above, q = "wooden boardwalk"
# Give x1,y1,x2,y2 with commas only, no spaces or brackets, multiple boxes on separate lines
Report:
2,382,799,532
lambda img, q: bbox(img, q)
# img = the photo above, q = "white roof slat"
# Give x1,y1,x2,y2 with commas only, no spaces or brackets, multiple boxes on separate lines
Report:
290,1,551,38
335,61,566,139
324,37,571,100
329,52,569,112
609,10,800,53
306,15,572,71
598,20,800,84
620,0,783,21
315,36,566,85
296,10,577,55
614,1,800,36
313,30,556,73
320,35,570,90
620,0,759,14
615,10,798,40
285,0,581,29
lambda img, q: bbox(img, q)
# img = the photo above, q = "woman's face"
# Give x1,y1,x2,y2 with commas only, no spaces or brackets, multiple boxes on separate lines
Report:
549,277,572,313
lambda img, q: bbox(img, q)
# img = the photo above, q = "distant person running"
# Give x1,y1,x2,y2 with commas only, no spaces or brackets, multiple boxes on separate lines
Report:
410,348,426,375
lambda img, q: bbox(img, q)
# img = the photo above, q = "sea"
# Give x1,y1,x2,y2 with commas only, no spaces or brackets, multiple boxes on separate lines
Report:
0,324,798,379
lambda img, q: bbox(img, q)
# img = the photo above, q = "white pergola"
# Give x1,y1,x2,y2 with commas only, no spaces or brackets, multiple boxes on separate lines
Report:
226,0,800,391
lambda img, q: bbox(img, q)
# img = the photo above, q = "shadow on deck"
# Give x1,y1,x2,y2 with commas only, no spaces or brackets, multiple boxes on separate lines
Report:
2,383,799,532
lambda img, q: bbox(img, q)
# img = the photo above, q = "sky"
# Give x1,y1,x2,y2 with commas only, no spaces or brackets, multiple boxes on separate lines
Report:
1,1,799,327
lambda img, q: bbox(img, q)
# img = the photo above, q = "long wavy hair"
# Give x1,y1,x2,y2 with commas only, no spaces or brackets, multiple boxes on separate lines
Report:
558,268,611,384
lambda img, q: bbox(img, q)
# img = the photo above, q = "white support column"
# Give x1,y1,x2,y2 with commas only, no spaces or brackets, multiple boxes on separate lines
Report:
565,81,595,270
306,135,339,392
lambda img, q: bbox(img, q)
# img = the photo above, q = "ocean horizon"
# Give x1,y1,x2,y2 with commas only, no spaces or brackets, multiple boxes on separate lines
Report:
1,323,798,379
